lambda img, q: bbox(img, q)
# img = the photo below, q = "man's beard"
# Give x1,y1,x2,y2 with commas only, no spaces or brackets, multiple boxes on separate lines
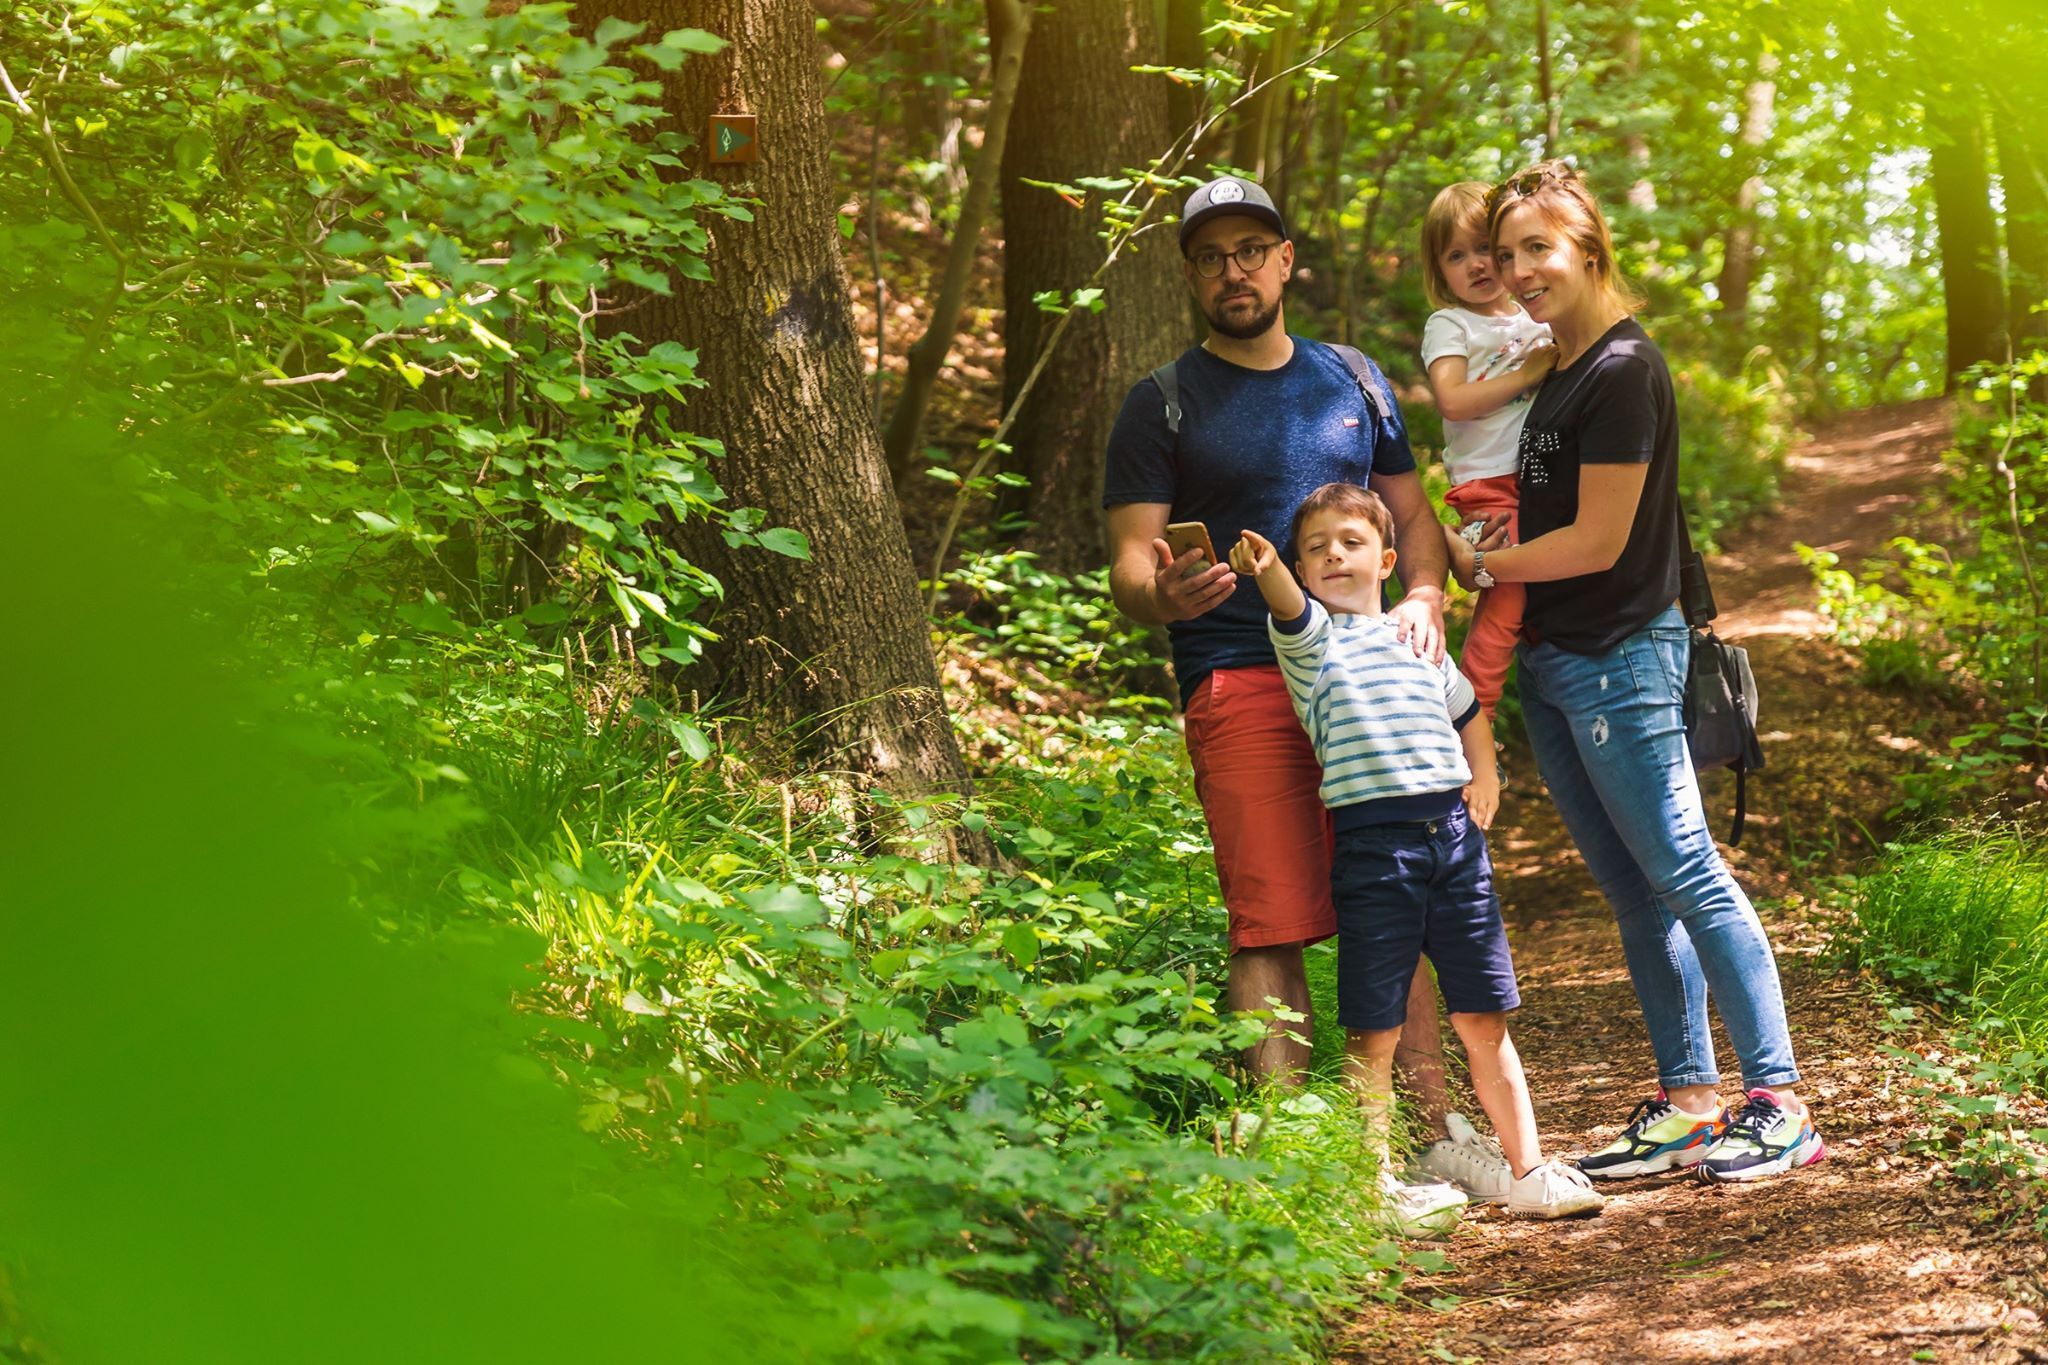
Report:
1204,290,1281,340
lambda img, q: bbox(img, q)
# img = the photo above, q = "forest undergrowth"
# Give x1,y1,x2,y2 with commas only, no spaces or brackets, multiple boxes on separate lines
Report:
3,3,2045,1361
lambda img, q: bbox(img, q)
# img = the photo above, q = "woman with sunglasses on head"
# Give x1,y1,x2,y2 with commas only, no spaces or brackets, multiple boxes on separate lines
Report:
1443,161,1824,1183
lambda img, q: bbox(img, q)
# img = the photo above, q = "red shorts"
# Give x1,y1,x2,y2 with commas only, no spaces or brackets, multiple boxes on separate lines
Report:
1183,666,1336,953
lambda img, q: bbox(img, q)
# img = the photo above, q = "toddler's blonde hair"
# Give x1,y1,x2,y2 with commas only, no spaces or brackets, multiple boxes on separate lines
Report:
1420,182,1493,311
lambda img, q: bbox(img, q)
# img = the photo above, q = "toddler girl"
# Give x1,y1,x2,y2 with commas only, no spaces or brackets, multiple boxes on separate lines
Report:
1419,181,1555,716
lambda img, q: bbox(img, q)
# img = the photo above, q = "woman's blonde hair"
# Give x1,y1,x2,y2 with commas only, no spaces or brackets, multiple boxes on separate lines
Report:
1485,160,1645,316
1419,181,1492,311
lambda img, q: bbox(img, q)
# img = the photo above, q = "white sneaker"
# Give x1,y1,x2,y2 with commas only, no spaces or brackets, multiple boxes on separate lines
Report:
1506,1159,1607,1220
1413,1112,1513,1203
1375,1169,1469,1239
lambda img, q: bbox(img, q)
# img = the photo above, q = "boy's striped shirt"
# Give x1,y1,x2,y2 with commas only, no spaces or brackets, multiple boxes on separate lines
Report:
1268,600,1479,820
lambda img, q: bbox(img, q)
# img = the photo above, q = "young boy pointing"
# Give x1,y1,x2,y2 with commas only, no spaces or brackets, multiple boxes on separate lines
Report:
1230,483,1602,1221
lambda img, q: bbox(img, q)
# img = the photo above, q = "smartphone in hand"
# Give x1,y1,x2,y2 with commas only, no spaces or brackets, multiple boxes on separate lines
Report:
1163,521,1219,578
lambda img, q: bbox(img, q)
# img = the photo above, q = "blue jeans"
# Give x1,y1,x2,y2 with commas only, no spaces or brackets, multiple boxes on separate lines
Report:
1517,606,1800,1091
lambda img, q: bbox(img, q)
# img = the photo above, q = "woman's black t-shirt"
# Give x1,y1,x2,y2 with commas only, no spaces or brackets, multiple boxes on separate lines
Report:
1516,317,1680,654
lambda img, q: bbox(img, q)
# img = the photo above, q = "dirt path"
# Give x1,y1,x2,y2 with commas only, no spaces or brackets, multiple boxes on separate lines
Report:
1344,400,2048,1363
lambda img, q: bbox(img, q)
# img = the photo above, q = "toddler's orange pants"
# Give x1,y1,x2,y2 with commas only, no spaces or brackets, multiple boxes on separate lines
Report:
1444,472,1524,717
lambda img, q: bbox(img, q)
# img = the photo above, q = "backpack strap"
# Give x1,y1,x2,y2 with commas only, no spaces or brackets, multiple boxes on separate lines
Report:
1151,362,1182,436
1330,343,1394,422
1729,765,1748,846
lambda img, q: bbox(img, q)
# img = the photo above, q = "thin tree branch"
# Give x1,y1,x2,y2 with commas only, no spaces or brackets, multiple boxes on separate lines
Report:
0,56,129,281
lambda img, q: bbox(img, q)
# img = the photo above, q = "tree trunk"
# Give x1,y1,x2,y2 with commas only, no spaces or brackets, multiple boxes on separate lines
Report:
998,0,1188,578
1928,96,2007,384
1535,0,1559,159
608,0,985,820
1163,0,1205,142
1996,116,2048,357
1717,50,1778,343
881,0,1030,481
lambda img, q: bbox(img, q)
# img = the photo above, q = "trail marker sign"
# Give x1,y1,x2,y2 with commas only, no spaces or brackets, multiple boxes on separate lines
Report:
709,114,758,165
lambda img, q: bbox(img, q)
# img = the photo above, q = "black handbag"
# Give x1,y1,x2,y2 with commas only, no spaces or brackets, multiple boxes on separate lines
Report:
1678,517,1766,845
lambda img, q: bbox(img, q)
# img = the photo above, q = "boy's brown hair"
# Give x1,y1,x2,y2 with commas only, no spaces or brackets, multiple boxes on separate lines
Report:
1420,181,1493,311
1289,482,1397,562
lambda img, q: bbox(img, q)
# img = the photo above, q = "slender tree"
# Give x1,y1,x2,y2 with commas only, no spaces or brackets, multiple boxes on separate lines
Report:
1927,92,2007,383
996,0,1185,577
881,0,1030,481
1717,49,1778,342
602,0,987,819
1996,116,2048,357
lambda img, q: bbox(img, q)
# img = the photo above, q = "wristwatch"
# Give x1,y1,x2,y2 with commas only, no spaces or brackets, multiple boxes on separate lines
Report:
1472,549,1496,590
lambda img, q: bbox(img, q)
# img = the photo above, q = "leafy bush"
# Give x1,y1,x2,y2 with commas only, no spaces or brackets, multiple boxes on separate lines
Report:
456,705,1432,1361
1671,354,1796,548
937,549,1168,691
0,0,761,665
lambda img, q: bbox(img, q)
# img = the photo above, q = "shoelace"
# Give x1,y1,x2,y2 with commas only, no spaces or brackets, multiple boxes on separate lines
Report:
1721,1096,1781,1145
1621,1096,1675,1133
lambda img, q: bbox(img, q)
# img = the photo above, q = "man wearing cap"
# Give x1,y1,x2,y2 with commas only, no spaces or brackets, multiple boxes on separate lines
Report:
1103,175,1453,1095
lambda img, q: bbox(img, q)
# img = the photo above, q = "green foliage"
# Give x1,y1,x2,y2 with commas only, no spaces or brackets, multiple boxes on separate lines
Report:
0,0,764,666
937,548,1169,692
1854,828,2048,1236
455,705,1432,1360
1670,356,1795,546
1850,828,2048,1048
1803,353,2048,812
1888,1032,2048,1235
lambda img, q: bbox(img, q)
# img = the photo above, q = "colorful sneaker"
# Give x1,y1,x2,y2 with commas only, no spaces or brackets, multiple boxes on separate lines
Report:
1413,1112,1513,1203
1575,1093,1727,1178
1374,1169,1469,1240
1697,1090,1826,1183
1506,1159,1607,1219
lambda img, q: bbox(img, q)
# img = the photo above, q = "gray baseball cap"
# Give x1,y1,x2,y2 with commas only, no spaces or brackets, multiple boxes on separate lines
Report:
1177,175,1290,253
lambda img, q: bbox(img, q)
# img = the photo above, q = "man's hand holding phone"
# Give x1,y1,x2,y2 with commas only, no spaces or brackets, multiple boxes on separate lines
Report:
1150,537,1235,622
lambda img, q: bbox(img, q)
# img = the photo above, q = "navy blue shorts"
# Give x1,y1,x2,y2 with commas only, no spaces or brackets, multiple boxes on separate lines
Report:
1330,802,1520,1031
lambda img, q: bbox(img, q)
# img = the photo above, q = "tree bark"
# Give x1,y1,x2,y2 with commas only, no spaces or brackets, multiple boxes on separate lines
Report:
998,0,1187,578
606,0,985,820
1928,95,2006,384
1996,116,2048,357
881,0,1030,482
1163,0,1205,142
1717,50,1778,343
1616,23,1656,213
1535,0,1559,159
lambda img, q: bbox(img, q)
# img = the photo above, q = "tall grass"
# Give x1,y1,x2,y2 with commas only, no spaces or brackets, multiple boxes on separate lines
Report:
1852,828,2048,1043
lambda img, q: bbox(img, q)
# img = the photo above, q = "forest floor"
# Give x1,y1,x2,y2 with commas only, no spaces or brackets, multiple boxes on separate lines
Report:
1341,399,2048,1364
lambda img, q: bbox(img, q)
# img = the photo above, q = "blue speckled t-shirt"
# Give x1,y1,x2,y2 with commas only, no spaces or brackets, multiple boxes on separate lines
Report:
1102,337,1416,704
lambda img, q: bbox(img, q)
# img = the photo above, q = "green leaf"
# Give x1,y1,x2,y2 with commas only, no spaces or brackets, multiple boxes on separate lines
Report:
615,259,672,296
354,510,401,535
165,201,199,235
1002,923,1039,968
756,527,811,560
666,719,713,763
632,42,685,70
660,29,728,54
592,16,645,48
0,115,14,153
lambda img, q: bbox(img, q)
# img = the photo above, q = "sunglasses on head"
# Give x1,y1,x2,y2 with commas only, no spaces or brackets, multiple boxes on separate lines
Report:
1498,164,1580,202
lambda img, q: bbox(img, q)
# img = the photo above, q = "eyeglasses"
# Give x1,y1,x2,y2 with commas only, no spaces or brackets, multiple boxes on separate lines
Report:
1189,240,1281,279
